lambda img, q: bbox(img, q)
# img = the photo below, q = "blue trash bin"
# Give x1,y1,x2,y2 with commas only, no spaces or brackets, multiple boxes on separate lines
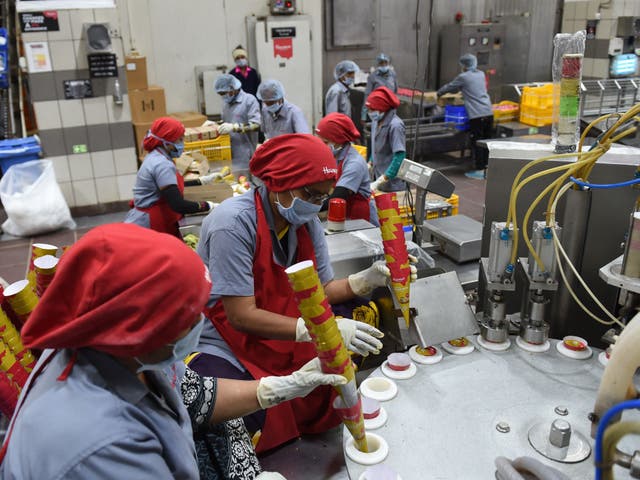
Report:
0,137,42,174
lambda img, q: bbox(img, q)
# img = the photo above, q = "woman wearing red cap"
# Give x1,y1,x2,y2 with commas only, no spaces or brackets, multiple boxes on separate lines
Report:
315,112,379,226
366,86,407,192
124,116,214,237
0,224,345,479
192,134,402,452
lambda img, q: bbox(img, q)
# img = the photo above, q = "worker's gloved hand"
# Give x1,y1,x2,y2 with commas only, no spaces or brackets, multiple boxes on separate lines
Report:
335,318,383,356
348,256,418,296
205,201,219,211
370,175,388,192
218,122,239,135
199,172,222,185
256,358,347,408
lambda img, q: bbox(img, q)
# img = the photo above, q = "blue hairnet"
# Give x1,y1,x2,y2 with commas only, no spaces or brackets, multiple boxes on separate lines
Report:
459,54,478,70
257,79,285,101
376,53,390,64
334,60,359,80
214,74,241,93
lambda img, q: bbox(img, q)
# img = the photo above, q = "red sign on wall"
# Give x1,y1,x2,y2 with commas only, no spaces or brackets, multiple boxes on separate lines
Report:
273,37,293,59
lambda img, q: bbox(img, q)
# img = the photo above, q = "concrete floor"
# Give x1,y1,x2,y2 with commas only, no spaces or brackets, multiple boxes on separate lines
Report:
0,152,486,478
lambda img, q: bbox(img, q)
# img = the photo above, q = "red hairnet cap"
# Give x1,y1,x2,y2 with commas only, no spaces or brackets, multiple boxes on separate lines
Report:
22,224,211,357
250,134,338,192
365,86,400,112
315,113,361,144
142,116,185,152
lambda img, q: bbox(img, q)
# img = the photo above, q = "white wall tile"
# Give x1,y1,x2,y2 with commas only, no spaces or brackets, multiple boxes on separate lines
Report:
73,39,89,70
596,19,614,39
22,31,47,42
91,150,115,177
112,38,125,67
82,97,108,125
49,40,76,70
33,100,61,130
113,147,138,175
583,58,595,76
575,1,588,19
72,179,98,206
93,8,120,29
47,11,72,41
68,9,95,40
106,94,131,123
561,19,572,33
95,176,120,203
50,155,70,182
117,174,136,201
58,99,85,128
593,58,610,78
58,181,75,207
68,153,93,180
624,1,639,16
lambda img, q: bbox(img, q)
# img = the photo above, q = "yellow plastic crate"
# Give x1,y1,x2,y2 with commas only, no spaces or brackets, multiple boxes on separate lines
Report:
352,144,367,159
520,84,554,109
184,135,231,162
397,194,458,225
519,105,553,127
492,101,519,123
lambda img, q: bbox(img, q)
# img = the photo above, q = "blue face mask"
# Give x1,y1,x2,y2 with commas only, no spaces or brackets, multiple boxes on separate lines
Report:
222,93,237,104
266,101,283,114
236,58,248,67
378,66,390,74
368,110,383,121
135,317,204,373
329,143,344,158
276,192,322,226
342,76,354,86
170,140,184,159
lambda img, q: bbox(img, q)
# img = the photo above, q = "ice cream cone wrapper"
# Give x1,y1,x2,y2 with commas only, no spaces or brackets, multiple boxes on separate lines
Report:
0,371,19,417
28,243,58,289
333,394,368,452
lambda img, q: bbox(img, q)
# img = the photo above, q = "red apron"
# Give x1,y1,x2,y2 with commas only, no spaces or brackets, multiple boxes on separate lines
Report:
204,191,339,453
132,171,185,238
339,148,371,221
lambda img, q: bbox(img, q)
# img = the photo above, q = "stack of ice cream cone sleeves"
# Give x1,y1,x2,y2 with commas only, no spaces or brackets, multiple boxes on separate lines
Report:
285,260,368,453
26,243,58,291
0,306,34,416
374,193,412,327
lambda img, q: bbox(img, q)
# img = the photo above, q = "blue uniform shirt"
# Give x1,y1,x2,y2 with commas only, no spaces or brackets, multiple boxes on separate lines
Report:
336,145,379,225
196,186,334,369
372,110,406,191
261,100,310,140
124,149,177,228
364,69,398,98
1,348,198,480
223,90,261,172
437,69,493,119
325,81,351,117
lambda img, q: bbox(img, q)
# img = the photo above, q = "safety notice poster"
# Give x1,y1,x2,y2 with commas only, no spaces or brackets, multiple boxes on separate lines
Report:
19,11,59,32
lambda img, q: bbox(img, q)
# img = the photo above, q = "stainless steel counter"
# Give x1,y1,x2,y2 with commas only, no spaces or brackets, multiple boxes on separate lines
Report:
344,337,638,479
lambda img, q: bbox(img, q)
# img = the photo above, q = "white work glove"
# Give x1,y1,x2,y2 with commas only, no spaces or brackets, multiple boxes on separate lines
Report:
199,172,222,185
348,255,418,296
370,175,388,192
201,120,217,128
206,201,219,211
218,122,239,135
255,473,287,480
256,358,347,409
295,317,383,357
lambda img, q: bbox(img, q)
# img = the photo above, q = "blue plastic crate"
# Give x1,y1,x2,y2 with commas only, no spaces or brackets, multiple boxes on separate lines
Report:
444,105,469,131
0,137,42,174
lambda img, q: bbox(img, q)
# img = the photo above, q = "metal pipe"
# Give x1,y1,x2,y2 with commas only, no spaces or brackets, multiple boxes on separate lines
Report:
549,188,591,338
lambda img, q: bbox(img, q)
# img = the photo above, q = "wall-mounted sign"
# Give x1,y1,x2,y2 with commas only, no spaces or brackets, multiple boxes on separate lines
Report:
271,27,296,38
88,53,117,78
19,11,59,32
272,27,295,60
63,79,93,99
24,41,52,73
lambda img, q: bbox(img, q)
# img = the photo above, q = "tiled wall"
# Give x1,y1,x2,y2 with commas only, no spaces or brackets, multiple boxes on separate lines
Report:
561,0,640,78
23,8,137,208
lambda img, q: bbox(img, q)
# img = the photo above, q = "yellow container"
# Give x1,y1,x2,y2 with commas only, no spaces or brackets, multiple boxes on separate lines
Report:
519,105,553,127
492,100,520,123
352,144,367,159
520,84,554,109
184,135,232,162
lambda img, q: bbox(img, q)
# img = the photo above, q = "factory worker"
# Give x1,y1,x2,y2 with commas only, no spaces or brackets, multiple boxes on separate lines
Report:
215,74,261,175
362,53,398,122
0,224,345,479
257,79,310,140
325,60,359,118
315,112,379,226
124,117,214,237
229,45,261,98
437,53,494,179
194,134,417,453
367,87,407,192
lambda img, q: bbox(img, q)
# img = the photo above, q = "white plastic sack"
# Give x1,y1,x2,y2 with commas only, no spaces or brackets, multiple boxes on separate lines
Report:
0,159,76,236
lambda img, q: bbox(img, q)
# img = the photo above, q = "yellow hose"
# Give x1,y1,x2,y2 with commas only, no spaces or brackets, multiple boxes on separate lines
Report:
601,421,640,480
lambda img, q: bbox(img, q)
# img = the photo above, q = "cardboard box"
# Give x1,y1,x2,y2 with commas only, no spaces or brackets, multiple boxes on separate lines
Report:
125,55,148,91
437,92,464,106
132,121,152,157
169,111,207,128
183,183,233,203
129,85,166,123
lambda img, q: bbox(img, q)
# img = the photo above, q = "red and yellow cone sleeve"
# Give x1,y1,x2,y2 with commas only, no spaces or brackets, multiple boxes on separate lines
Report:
374,193,411,326
285,260,368,452
0,308,35,371
0,371,19,417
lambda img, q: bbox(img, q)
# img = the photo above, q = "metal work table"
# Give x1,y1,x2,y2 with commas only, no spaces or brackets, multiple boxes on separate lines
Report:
344,337,638,479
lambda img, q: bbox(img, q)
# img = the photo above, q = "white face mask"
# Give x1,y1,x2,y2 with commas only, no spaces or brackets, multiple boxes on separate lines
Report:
275,192,323,226
368,110,383,121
